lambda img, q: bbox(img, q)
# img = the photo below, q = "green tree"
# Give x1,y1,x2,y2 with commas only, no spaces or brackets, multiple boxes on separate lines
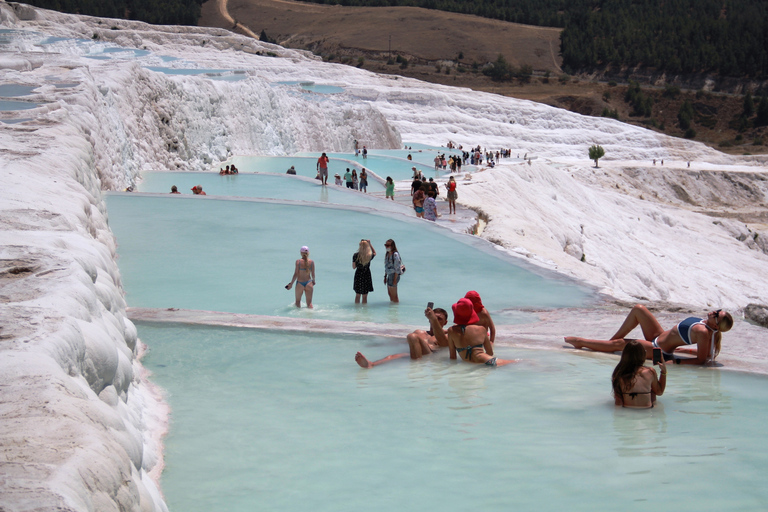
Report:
743,92,755,118
678,100,694,130
483,54,513,82
588,144,605,168
756,96,768,127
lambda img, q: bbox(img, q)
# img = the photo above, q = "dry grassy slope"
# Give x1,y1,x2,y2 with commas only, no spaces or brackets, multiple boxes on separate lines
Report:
199,0,768,154
202,0,562,69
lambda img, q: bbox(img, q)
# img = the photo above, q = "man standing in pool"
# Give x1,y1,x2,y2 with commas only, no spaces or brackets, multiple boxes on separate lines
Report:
355,307,449,368
317,152,329,185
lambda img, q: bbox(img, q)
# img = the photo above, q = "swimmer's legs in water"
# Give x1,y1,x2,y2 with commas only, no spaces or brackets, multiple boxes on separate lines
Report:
355,351,408,368
356,331,438,369
295,282,314,308
406,330,435,359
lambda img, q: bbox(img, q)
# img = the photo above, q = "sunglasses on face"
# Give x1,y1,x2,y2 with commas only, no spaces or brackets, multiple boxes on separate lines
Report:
712,309,722,324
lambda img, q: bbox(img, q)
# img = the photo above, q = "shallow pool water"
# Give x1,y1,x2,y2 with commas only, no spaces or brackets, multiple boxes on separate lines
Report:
144,66,246,80
141,323,768,512
0,84,37,97
106,194,593,325
296,151,462,182
135,172,398,210
218,156,385,191
0,100,40,111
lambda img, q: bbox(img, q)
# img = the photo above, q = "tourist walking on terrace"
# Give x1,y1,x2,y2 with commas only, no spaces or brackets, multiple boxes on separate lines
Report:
383,239,403,303
352,169,359,190
564,305,732,365
612,340,666,408
317,152,329,185
412,184,426,218
353,239,376,304
359,168,368,193
385,176,395,200
286,246,316,308
344,168,354,189
423,190,438,221
446,175,457,214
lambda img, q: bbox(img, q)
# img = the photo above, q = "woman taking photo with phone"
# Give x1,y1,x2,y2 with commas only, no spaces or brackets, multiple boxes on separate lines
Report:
612,340,666,408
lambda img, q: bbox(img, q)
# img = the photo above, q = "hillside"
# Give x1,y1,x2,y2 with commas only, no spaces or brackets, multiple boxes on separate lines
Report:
199,0,768,155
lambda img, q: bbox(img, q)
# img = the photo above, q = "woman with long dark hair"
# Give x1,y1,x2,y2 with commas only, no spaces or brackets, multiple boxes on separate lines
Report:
612,340,666,408
383,239,402,303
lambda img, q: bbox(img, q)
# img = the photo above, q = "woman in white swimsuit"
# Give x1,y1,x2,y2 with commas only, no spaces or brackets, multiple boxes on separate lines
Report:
565,304,732,365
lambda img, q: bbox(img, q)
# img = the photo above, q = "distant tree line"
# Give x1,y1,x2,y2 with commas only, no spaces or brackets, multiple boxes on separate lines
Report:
560,0,768,78
301,0,768,79
20,0,203,26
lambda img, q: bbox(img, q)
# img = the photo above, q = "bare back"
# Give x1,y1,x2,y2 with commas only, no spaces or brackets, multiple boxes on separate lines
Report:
615,367,660,408
448,324,492,364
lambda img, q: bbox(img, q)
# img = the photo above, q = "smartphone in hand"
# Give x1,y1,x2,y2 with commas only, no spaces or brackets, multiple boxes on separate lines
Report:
652,348,661,365
427,302,434,310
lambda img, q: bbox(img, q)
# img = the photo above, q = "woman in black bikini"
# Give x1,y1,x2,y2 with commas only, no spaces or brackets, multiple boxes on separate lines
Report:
612,340,666,408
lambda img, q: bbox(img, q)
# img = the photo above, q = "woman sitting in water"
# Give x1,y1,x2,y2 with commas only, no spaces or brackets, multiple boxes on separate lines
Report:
286,246,316,308
565,304,733,365
612,340,666,408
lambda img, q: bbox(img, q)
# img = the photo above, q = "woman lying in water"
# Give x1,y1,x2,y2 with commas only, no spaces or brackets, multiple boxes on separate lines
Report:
565,304,733,365
612,340,666,408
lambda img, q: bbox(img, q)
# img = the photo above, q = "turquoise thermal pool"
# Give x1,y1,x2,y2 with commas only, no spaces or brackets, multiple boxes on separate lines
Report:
296,151,464,181
0,84,37,97
106,193,594,325
141,323,768,512
134,173,399,211
214,156,385,191
0,100,40,111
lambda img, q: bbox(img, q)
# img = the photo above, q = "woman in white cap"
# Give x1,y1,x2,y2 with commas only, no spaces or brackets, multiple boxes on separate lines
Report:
286,246,316,308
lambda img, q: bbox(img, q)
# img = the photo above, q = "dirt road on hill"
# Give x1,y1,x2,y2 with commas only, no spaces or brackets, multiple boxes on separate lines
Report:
203,0,562,69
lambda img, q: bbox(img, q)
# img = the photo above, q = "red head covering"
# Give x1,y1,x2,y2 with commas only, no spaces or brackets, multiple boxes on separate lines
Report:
464,291,484,313
452,298,479,325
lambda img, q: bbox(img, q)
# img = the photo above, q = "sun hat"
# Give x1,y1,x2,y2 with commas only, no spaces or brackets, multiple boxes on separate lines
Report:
300,246,309,253
464,291,484,313
452,298,479,325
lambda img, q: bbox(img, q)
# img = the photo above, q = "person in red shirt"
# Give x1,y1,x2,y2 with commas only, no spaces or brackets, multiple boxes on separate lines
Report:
316,152,329,185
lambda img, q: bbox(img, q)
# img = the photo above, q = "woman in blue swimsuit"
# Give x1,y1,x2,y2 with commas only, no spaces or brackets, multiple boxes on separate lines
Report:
565,304,733,365
286,246,316,308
